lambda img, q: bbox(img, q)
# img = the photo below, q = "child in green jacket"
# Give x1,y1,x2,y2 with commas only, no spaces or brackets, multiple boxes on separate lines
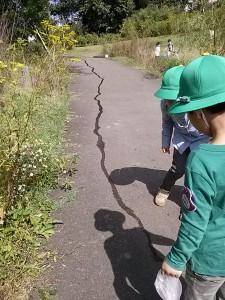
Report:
161,55,225,300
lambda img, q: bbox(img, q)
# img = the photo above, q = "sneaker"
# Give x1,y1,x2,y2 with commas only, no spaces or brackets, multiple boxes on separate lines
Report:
154,188,169,207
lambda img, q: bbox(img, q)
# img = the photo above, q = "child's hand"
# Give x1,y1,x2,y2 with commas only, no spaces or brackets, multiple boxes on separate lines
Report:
161,260,182,277
162,147,170,154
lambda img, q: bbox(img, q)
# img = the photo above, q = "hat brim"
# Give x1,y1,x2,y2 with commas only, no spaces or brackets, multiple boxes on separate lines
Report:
169,91,225,114
154,88,179,100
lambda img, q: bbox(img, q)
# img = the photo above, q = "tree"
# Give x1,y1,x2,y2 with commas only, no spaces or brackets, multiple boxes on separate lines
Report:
177,0,225,55
50,0,80,19
79,0,111,33
50,0,136,33
18,0,49,29
133,0,150,9
0,0,50,40
112,0,135,26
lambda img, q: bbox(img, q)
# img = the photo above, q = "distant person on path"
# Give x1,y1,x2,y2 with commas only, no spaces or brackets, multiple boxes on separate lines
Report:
153,66,208,207
154,42,161,57
28,35,35,43
166,39,173,56
161,55,225,300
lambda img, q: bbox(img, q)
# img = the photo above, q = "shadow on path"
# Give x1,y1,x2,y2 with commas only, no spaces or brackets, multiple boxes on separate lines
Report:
94,209,175,300
83,60,185,298
109,167,183,207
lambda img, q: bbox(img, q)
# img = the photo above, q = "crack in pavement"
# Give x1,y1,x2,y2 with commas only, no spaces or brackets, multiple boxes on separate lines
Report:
83,59,162,262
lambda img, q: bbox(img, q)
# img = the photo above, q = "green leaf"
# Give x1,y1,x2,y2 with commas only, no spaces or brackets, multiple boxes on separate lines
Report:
30,215,41,226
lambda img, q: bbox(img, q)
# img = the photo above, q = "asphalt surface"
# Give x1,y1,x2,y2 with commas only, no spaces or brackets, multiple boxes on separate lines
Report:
32,58,184,299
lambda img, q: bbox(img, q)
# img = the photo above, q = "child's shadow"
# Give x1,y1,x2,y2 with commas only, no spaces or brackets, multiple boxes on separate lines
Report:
94,209,175,300
109,167,182,207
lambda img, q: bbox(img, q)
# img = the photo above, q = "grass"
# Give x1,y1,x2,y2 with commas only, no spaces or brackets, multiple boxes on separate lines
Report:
35,90,70,146
71,34,192,58
71,44,105,58
70,34,201,77
0,88,72,300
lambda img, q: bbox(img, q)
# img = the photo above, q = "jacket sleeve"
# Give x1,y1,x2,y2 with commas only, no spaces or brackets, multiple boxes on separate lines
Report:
161,100,173,148
165,167,215,271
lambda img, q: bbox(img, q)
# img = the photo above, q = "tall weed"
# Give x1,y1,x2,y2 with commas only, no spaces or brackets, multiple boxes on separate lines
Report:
109,38,187,77
176,1,225,55
0,21,78,299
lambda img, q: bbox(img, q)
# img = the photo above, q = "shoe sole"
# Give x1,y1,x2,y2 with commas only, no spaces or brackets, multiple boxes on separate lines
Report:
154,199,167,207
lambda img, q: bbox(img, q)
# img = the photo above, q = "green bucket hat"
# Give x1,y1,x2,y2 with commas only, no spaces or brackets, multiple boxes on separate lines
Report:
169,55,225,114
154,66,185,100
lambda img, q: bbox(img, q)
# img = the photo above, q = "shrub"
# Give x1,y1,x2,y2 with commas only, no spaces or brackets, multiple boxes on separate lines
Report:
76,32,121,46
176,1,225,55
120,5,177,38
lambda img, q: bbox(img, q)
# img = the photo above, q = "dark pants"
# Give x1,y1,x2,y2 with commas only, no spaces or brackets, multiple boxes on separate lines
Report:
185,268,225,300
160,148,190,192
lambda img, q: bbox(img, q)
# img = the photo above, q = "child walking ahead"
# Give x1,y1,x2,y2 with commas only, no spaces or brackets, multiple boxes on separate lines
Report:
161,55,225,300
154,66,208,206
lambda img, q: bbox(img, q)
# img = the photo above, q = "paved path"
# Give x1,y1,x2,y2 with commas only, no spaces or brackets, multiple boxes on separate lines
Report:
34,58,183,299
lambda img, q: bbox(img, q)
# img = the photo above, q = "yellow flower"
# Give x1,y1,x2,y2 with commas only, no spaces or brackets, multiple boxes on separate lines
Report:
70,57,80,62
62,24,70,31
68,31,76,38
0,77,6,84
0,61,7,69
41,20,50,27
60,48,67,54
57,67,66,72
12,67,18,72
11,80,18,85
49,34,62,45
16,63,25,69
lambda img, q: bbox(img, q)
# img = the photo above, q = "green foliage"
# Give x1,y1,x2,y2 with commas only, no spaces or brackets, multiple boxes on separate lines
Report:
120,5,177,38
76,32,120,46
177,0,225,55
119,18,139,39
50,0,80,18
39,20,78,52
0,22,79,299
79,0,111,33
152,56,187,74
1,0,50,40
134,0,150,9
51,0,136,33
0,198,55,299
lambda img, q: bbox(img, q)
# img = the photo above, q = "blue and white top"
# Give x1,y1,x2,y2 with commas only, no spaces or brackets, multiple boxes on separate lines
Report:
161,100,209,154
